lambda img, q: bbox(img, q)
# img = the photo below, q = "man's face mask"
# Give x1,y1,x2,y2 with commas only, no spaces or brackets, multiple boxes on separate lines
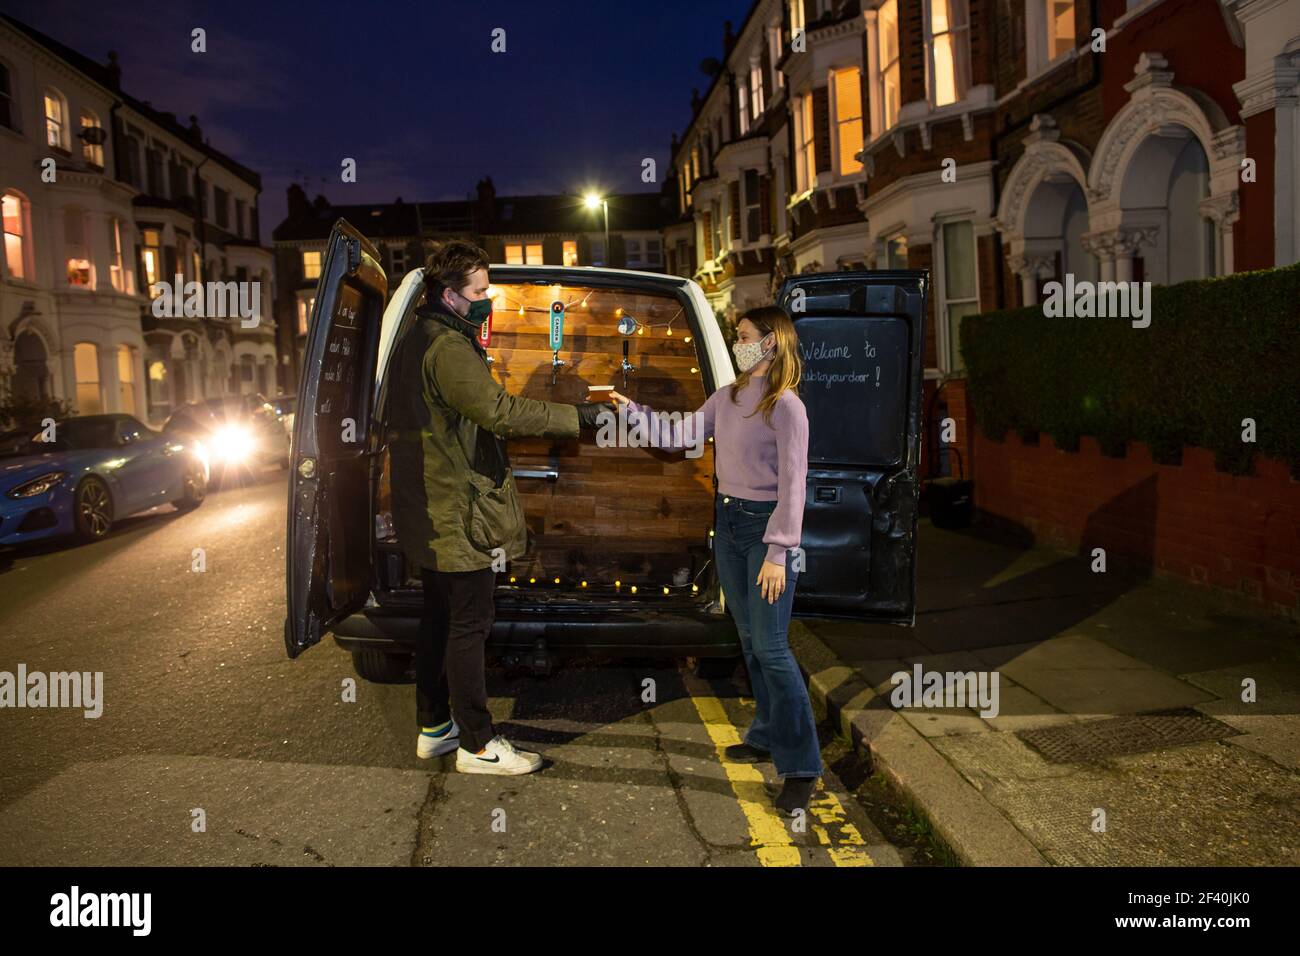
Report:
451,288,493,327
733,333,774,373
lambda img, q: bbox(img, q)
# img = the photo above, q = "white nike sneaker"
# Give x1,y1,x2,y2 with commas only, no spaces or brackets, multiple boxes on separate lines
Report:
416,719,461,759
455,735,543,775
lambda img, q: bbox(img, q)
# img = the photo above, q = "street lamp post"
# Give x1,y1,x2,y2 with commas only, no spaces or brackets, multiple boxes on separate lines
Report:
584,193,609,265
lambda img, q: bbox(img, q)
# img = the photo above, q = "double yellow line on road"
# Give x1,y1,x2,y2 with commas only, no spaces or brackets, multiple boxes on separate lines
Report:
690,695,873,867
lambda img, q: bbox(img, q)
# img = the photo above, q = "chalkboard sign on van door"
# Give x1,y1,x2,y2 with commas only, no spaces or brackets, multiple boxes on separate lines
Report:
776,270,928,625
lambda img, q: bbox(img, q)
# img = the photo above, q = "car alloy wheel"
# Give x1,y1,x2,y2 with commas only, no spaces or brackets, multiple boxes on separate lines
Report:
75,477,114,540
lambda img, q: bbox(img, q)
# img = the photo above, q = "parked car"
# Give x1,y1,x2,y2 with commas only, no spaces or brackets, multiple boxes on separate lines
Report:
268,394,296,446
284,219,927,682
0,414,208,546
163,394,291,478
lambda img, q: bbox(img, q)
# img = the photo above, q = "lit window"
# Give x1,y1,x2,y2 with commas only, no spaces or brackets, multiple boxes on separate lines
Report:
3,192,26,280
563,240,578,266
877,0,901,133
832,67,864,176
789,0,805,38
505,243,524,265
302,250,321,279
927,0,971,107
74,343,101,414
80,111,104,166
141,228,161,295
118,345,137,412
767,25,784,90
64,209,93,288
44,88,66,149
525,243,543,265
1047,0,1075,60
750,60,764,119
737,81,750,135
886,235,909,269
297,295,315,336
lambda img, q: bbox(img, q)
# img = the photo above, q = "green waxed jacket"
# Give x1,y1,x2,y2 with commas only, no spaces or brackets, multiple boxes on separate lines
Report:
386,301,580,573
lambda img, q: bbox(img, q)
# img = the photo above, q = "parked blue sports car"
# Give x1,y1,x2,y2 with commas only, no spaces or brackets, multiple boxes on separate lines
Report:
0,414,209,547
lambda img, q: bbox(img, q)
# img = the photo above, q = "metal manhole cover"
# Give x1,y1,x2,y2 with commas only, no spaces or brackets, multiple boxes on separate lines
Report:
1017,708,1240,764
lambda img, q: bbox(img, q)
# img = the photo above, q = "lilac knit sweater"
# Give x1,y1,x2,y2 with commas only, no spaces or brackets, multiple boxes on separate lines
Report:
624,373,809,567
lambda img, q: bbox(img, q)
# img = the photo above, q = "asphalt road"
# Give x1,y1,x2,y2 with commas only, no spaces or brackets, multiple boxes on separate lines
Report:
0,470,922,867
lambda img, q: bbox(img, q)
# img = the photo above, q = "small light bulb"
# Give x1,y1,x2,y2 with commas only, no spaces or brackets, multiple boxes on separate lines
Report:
554,577,560,584
581,580,587,587
630,585,637,593
662,586,669,594
667,328,673,335
509,576,516,582
529,577,536,583
615,579,621,588
691,584,699,592
684,336,691,343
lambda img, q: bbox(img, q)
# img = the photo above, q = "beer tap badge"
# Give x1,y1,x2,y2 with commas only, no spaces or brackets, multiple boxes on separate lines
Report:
550,301,565,352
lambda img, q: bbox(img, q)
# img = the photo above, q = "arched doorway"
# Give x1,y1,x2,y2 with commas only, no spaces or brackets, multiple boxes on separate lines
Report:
12,330,50,403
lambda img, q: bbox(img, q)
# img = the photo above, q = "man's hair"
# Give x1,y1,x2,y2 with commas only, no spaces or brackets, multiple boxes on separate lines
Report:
424,240,490,296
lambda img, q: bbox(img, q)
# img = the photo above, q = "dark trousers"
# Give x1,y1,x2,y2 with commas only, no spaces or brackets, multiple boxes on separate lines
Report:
416,565,497,753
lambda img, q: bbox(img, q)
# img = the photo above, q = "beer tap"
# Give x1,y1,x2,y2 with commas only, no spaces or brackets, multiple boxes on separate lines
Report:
620,339,636,391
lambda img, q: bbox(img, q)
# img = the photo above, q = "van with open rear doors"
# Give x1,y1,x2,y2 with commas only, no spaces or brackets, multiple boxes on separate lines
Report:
284,219,928,682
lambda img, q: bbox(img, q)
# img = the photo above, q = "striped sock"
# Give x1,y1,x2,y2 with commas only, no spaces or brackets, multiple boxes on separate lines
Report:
420,720,452,736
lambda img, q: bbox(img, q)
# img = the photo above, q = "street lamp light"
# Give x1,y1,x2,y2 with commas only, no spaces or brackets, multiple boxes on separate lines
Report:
583,192,609,265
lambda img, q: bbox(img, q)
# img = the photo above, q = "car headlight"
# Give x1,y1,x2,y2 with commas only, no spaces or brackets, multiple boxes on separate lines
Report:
8,471,67,498
212,425,257,462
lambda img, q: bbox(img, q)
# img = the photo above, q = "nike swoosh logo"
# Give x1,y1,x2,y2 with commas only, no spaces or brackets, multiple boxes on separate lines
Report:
477,755,500,763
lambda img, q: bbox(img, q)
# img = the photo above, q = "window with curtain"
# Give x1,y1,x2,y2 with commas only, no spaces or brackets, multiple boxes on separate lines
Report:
75,343,102,414
877,0,901,133
3,192,26,280
795,94,816,192
118,346,137,413
750,60,764,119
833,67,864,176
302,250,320,279
44,88,67,148
928,0,971,107
941,221,978,372
80,111,104,166
65,209,92,287
563,240,578,266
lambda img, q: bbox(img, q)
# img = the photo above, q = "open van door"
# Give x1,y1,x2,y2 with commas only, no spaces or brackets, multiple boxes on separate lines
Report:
777,270,928,626
284,219,388,658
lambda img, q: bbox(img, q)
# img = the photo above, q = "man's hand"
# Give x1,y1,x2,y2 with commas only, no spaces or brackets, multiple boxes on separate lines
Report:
575,401,614,430
756,560,786,604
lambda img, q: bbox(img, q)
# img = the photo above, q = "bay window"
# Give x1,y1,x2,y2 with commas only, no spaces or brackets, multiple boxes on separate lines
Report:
3,191,27,280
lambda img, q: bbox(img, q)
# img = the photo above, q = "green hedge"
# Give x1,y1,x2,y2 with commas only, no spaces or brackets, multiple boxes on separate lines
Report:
959,262,1300,476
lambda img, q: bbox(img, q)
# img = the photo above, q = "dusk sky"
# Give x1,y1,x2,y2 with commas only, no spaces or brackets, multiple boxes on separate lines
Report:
8,0,754,242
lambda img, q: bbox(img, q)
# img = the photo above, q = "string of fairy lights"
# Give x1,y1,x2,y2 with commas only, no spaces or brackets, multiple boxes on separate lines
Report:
486,285,689,339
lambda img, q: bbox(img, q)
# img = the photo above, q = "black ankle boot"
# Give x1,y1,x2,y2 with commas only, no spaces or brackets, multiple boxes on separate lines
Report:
723,742,771,763
774,776,818,814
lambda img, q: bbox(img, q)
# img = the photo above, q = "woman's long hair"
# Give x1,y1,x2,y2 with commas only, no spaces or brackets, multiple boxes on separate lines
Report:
728,305,802,427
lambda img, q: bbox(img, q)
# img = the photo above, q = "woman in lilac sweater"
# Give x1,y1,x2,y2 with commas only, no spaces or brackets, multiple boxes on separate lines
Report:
609,305,821,814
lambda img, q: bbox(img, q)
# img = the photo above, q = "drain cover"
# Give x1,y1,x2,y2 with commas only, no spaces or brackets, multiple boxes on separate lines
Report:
1017,708,1239,764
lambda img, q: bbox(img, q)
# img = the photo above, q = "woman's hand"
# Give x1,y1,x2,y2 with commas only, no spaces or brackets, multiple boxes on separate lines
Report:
607,389,631,407
756,560,786,604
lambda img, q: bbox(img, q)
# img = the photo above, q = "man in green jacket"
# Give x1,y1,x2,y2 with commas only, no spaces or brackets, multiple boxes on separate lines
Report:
387,239,609,775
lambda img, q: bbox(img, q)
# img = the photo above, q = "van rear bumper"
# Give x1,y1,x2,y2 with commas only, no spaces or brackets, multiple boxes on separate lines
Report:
331,604,741,657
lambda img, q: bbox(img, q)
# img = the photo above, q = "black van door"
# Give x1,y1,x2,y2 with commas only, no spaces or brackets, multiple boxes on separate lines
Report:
776,270,928,626
283,219,388,657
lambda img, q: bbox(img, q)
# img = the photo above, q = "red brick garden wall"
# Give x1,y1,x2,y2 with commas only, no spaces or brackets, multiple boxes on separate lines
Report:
971,430,1300,619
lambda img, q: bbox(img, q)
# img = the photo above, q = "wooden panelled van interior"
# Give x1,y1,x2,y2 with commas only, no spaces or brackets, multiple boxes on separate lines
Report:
377,281,715,593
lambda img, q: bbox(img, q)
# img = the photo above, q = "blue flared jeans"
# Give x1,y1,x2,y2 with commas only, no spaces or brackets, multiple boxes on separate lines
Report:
712,493,822,779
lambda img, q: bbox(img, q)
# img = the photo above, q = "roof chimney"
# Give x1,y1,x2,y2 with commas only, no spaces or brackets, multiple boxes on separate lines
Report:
187,114,202,145
723,20,735,55
105,51,121,91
